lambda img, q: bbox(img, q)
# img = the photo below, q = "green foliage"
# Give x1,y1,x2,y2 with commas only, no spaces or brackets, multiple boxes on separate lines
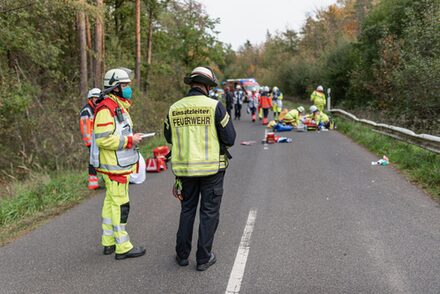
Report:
226,0,439,133
335,117,440,199
0,171,89,227
323,40,356,105
0,0,225,179
347,0,440,132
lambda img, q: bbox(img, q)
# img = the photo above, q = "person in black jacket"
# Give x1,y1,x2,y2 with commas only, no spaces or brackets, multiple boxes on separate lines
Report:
164,66,236,271
224,87,234,116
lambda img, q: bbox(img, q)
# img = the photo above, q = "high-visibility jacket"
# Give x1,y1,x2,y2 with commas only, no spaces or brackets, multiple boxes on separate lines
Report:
248,93,259,109
272,91,283,112
79,100,96,147
167,93,234,177
317,112,330,124
311,112,330,125
283,109,300,126
259,94,272,109
310,90,326,112
271,90,283,102
90,94,139,175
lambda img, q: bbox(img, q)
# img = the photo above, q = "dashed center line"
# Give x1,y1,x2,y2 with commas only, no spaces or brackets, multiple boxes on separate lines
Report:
225,209,258,294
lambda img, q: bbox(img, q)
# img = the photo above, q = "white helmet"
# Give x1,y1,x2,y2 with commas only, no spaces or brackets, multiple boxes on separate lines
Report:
310,105,318,113
297,106,305,113
236,85,241,90
264,86,270,92
87,88,101,99
104,68,132,88
273,86,279,92
317,85,324,92
184,66,218,87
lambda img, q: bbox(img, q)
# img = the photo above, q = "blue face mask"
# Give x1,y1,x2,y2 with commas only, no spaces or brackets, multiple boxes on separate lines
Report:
122,86,133,99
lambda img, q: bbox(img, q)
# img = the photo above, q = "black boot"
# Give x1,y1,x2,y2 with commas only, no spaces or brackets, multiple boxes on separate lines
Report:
196,253,216,271
115,246,146,260
103,245,116,255
176,255,189,266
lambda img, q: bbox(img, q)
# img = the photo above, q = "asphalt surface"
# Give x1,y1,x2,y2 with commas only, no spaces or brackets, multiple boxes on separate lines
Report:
1,113,439,294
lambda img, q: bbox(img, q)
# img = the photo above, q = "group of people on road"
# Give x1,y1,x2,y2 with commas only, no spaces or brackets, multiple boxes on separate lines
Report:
78,65,330,272
223,84,246,120
280,85,331,130
223,84,284,125
79,66,236,271
282,104,331,130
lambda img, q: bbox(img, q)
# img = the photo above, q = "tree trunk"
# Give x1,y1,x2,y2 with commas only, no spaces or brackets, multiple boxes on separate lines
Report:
135,0,141,89
145,7,153,93
85,15,93,85
77,4,88,104
94,0,104,89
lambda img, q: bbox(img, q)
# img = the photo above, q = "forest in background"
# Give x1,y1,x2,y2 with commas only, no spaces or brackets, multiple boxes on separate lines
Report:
0,0,439,182
227,0,440,134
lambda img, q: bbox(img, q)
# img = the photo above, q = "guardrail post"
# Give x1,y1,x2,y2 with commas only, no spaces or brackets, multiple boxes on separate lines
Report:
327,88,331,112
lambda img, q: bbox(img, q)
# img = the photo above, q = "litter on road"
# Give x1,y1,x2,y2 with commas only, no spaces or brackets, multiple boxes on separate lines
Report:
241,141,257,146
261,132,293,144
371,155,389,166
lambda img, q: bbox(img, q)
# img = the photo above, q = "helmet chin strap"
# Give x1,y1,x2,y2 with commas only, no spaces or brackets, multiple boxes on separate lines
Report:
204,85,210,95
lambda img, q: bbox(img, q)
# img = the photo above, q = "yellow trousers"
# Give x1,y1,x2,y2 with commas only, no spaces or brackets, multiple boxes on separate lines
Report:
101,174,134,254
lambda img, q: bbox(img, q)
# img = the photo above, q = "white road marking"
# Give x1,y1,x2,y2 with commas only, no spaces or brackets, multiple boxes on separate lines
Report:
225,209,258,294
264,129,269,150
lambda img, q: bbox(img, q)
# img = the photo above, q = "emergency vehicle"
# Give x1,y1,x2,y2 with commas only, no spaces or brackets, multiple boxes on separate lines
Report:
225,78,260,102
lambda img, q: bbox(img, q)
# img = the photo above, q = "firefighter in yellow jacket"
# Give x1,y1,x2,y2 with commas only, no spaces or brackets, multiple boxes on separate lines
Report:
271,86,283,121
282,106,305,126
164,66,236,271
80,88,101,190
310,85,326,112
90,68,146,259
309,105,331,129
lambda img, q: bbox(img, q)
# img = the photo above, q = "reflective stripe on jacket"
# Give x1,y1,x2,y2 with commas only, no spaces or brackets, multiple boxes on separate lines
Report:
90,94,139,175
169,95,222,177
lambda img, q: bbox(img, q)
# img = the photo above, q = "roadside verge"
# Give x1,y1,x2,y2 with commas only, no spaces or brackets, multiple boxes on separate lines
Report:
335,117,440,201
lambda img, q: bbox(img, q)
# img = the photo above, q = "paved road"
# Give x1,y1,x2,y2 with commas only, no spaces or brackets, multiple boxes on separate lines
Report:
1,115,439,294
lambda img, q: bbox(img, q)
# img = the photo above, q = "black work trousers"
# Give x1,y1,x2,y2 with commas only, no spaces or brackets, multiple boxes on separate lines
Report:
176,171,225,264
87,147,97,176
234,104,242,119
